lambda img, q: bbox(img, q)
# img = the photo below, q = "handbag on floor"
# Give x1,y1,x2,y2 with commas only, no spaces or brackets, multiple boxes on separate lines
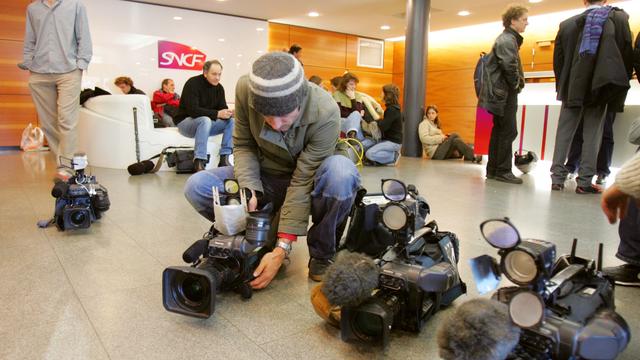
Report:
20,123,45,152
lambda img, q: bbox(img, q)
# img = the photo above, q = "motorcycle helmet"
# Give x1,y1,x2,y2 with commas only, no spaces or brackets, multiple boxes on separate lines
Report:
514,151,538,174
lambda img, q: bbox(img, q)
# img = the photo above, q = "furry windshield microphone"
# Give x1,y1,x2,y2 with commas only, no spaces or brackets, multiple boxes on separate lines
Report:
321,251,379,307
127,160,155,176
437,298,520,360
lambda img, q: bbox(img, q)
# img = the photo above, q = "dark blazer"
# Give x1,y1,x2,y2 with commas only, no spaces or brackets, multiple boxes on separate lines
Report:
554,8,633,112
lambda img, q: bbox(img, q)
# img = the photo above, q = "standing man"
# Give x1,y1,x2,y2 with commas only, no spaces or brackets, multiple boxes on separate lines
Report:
174,60,234,171
478,5,528,184
20,0,92,177
184,52,360,287
550,0,633,194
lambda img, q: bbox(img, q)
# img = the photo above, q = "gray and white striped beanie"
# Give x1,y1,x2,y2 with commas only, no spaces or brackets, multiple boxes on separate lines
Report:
249,52,307,116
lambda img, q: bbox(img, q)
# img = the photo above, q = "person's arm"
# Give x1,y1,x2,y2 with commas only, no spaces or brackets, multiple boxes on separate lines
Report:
181,78,218,119
495,35,521,90
21,9,36,70
75,2,92,70
217,86,229,111
601,152,640,223
628,117,640,145
553,28,564,91
614,11,634,79
232,76,263,195
377,106,400,132
616,152,640,199
633,31,640,83
418,121,445,145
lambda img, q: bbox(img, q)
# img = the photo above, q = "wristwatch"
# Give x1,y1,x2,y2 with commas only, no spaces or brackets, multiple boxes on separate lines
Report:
275,240,292,256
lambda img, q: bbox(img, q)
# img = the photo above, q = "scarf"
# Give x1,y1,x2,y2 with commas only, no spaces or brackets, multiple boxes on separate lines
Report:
579,6,612,56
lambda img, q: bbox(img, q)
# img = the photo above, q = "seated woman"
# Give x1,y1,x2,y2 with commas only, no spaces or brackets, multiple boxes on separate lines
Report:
364,84,403,165
151,78,180,127
114,76,145,95
332,72,383,148
419,105,482,163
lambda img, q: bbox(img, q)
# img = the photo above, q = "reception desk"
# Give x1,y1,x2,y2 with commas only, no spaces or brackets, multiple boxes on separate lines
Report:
475,81,640,167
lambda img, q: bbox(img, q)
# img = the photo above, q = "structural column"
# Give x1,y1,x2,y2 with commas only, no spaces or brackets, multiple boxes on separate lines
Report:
402,0,430,157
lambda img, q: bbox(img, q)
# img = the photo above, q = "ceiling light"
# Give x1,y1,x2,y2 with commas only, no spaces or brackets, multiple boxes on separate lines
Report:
457,11,471,16
380,25,391,30
529,0,543,3
237,54,243,57
173,16,182,20
218,38,225,42
308,11,320,17
256,27,264,31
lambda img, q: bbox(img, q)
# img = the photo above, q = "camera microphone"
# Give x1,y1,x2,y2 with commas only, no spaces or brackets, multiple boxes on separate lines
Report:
182,239,210,263
127,160,155,176
321,251,379,307
437,298,520,360
51,179,69,198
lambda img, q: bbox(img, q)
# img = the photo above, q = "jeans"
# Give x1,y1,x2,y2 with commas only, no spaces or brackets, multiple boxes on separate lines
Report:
565,112,616,176
617,201,640,266
487,90,518,176
341,111,376,151
365,141,401,164
184,155,361,260
177,116,234,160
160,113,175,127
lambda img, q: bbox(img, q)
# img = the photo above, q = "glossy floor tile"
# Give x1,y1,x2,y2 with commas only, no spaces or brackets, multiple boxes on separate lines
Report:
0,149,637,360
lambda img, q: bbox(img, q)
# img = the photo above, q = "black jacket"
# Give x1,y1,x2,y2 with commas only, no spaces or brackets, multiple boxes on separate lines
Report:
478,28,525,117
174,75,228,125
378,104,402,144
555,8,633,112
634,31,640,84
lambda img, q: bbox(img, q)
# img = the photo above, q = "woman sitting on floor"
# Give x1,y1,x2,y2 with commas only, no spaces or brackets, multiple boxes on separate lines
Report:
419,105,482,163
364,84,403,166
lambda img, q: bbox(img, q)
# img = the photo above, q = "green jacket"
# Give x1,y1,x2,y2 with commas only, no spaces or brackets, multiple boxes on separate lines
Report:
233,77,341,235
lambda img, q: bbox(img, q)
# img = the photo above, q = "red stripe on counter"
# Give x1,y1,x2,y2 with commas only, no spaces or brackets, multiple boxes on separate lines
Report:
519,105,527,155
540,105,549,160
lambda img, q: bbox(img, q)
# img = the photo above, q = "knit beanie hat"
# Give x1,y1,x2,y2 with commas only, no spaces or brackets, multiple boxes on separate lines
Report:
249,52,307,116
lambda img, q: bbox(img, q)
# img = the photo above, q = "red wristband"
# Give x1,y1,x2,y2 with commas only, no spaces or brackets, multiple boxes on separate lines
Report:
277,232,297,242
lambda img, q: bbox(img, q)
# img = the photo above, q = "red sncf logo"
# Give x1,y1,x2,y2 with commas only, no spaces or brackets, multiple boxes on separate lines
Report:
158,40,207,70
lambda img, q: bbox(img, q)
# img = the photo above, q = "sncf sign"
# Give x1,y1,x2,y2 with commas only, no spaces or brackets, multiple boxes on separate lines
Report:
157,40,206,70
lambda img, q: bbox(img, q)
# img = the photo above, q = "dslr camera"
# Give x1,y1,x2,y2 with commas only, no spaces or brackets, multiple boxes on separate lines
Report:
50,153,110,231
163,179,276,319
470,218,631,360
340,179,466,346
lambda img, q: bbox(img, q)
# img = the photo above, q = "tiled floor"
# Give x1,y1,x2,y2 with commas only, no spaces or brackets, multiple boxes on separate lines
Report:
1,150,637,360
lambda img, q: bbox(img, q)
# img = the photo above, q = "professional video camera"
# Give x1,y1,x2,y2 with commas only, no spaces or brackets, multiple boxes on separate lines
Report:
338,179,466,346
470,218,631,360
49,153,110,231
163,179,276,319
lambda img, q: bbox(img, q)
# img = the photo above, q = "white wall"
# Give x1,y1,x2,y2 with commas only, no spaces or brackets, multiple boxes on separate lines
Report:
81,0,268,103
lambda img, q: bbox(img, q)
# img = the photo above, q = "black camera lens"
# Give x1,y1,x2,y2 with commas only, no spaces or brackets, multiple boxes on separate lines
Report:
70,210,87,225
174,273,210,308
353,312,384,339
180,277,206,304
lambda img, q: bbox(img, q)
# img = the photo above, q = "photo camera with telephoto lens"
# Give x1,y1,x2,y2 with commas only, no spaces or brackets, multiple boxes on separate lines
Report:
163,179,276,319
340,179,467,346
50,153,110,231
470,218,631,360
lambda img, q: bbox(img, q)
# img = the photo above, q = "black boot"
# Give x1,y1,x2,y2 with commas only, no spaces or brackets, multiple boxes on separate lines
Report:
218,154,234,168
193,158,207,172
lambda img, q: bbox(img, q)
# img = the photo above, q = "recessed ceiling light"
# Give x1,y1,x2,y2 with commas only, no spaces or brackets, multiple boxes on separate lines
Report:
218,38,225,42
257,50,264,54
173,16,182,20
256,27,264,31
529,0,543,3
237,54,243,57
457,10,471,16
308,11,320,17
380,25,391,30
135,62,141,65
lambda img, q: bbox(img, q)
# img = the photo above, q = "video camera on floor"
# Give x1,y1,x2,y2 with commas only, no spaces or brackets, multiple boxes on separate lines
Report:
339,179,466,346
50,153,110,231
162,179,275,319
470,218,630,360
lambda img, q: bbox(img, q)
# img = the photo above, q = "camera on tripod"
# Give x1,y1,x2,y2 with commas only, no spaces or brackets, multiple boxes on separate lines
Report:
50,153,110,231
162,179,276,319
339,179,466,346
470,218,631,360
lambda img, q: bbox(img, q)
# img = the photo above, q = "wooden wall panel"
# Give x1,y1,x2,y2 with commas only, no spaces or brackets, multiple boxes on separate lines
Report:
267,22,289,53
289,26,346,69
345,35,394,74
426,69,477,108
303,65,345,90
350,72,392,101
0,39,30,95
0,94,36,145
432,106,478,144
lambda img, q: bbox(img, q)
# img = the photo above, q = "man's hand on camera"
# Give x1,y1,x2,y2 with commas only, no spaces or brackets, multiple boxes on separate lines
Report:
250,242,288,289
217,109,233,120
247,189,258,212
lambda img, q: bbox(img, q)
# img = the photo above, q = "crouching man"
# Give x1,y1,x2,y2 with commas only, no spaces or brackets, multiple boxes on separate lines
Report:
184,52,361,288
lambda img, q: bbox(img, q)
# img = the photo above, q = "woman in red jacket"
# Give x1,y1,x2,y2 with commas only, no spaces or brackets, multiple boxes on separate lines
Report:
151,78,180,127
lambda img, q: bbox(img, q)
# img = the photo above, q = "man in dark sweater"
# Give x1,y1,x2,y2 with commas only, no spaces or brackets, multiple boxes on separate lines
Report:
174,60,234,171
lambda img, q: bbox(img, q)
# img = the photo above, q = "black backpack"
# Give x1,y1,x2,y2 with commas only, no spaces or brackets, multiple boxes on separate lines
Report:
473,52,489,98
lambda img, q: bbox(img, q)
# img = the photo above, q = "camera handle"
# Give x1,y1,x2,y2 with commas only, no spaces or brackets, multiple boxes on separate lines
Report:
236,283,253,300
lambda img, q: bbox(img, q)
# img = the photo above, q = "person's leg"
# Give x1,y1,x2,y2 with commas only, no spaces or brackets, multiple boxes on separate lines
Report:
486,115,501,177
161,113,175,127
28,73,60,157
55,69,82,160
604,201,640,286
209,117,234,156
341,111,364,139
550,105,582,186
597,112,616,178
365,141,401,164
177,116,212,160
183,166,236,221
495,91,518,175
449,137,476,160
576,104,606,190
564,119,585,174
307,155,361,262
